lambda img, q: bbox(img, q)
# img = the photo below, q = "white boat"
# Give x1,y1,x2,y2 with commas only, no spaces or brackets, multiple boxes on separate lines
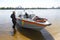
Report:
16,14,51,31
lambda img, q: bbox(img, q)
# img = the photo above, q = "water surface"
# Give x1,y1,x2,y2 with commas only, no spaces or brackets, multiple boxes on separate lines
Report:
0,9,60,40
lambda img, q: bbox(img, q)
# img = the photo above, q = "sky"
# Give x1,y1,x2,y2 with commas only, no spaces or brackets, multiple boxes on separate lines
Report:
0,0,60,8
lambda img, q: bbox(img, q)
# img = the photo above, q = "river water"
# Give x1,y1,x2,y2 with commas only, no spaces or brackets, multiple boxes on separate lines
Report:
0,9,60,24
0,9,60,40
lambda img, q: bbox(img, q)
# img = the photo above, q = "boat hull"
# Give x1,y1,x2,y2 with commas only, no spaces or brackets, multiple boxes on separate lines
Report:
16,19,47,31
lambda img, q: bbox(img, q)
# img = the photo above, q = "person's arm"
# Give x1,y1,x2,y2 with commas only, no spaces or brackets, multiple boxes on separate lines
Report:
10,14,13,18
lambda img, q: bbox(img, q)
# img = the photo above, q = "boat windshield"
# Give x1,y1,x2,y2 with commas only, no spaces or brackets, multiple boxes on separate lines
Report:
18,14,36,19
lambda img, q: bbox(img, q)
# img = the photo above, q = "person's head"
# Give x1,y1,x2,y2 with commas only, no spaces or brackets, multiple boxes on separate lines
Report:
13,11,15,14
36,16,38,18
25,12,28,14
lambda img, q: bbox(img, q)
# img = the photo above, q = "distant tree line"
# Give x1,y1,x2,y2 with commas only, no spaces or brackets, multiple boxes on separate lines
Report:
0,7,60,10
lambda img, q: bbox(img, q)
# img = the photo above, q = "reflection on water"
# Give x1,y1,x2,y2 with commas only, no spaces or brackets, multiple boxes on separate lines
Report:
16,23,45,40
16,23,54,40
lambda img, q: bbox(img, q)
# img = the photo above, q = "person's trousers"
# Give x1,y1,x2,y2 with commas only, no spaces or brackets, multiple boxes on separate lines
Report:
12,20,16,29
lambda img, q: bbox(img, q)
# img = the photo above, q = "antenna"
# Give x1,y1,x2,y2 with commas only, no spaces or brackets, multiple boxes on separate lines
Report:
24,8,25,12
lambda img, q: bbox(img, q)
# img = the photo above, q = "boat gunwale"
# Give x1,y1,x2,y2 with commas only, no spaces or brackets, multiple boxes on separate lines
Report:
17,18,49,27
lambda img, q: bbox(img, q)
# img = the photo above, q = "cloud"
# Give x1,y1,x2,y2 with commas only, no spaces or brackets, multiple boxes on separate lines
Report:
0,0,60,8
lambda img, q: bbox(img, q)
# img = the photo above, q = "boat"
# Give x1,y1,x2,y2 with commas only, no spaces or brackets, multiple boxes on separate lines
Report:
16,14,51,31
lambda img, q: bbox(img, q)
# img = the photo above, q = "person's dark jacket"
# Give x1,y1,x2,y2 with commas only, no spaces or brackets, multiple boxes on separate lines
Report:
11,14,16,21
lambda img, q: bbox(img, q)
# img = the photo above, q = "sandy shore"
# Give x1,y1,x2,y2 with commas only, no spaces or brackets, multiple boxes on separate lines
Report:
0,23,45,40
0,20,60,40
45,21,60,40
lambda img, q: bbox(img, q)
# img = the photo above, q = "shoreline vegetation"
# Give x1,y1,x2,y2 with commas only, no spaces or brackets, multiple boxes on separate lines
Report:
0,7,60,10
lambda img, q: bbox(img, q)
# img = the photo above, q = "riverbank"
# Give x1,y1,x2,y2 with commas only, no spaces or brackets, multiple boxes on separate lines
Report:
0,20,60,40
0,8,60,10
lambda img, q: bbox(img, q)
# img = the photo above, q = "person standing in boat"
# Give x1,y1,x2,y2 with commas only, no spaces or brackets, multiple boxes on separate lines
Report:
10,11,16,35
25,12,29,18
